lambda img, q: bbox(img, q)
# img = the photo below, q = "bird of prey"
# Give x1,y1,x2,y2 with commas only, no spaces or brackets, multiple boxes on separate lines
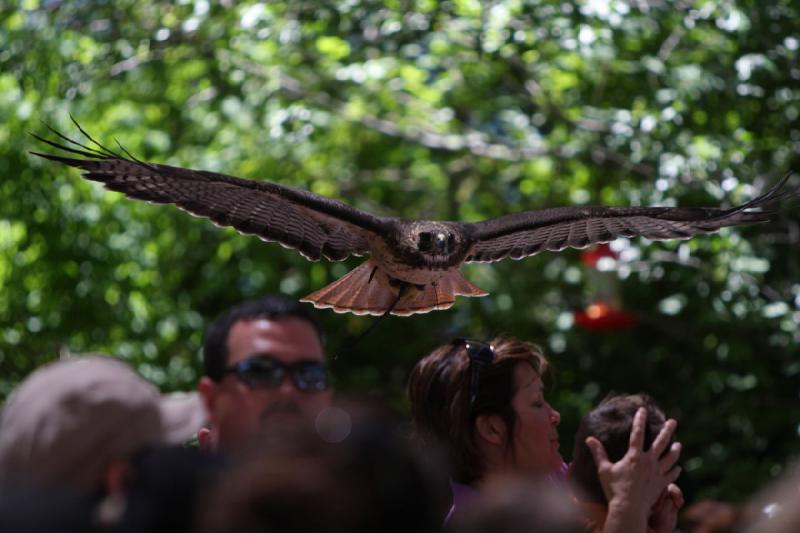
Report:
32,125,797,316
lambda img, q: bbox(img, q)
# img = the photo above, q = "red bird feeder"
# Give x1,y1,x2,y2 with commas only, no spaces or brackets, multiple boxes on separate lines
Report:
573,244,637,332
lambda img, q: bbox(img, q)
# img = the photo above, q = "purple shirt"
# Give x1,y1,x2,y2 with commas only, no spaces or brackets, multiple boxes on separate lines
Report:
444,481,479,525
444,462,568,525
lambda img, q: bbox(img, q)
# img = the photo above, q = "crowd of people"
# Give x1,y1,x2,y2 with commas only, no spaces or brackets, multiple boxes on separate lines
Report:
0,294,794,532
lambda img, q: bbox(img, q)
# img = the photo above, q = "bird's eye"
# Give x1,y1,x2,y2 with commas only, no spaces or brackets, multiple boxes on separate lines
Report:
418,232,432,251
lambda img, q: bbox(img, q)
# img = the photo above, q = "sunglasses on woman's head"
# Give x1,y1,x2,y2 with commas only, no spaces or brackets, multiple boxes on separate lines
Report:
223,355,329,392
454,339,496,413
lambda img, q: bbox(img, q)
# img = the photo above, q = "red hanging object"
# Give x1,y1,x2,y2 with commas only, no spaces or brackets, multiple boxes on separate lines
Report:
574,303,637,331
580,243,617,268
573,244,637,332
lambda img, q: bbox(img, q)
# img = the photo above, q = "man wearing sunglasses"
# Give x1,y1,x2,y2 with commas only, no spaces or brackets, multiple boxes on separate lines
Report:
197,295,334,450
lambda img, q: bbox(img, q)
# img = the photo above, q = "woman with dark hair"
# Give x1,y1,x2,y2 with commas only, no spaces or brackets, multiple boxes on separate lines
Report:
408,337,681,533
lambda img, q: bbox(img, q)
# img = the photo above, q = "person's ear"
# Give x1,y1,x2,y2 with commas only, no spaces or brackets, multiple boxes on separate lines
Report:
96,458,131,526
197,377,219,423
102,457,131,495
474,414,508,446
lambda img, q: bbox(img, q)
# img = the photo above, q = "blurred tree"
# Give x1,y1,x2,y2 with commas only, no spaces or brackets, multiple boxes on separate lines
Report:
1,0,798,502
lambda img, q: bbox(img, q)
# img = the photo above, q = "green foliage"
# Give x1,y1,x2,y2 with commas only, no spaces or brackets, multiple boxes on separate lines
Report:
1,0,799,503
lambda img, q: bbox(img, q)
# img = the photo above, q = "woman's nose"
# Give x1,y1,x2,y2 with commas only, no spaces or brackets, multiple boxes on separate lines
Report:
550,405,561,426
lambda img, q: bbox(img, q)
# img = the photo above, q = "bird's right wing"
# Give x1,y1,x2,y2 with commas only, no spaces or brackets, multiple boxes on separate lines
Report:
465,174,797,263
32,126,392,262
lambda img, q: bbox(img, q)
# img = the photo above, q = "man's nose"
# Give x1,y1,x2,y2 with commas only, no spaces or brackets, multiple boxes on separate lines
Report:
278,374,301,394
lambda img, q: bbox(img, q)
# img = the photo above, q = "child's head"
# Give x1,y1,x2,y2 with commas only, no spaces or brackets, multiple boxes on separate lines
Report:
569,393,668,503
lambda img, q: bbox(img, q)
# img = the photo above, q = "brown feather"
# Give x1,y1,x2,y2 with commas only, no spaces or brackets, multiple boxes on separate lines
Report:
301,261,488,316
32,138,381,262
33,127,797,317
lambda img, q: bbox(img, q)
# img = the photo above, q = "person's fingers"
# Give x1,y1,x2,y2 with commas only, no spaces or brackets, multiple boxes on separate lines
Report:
586,436,611,469
658,441,682,473
628,407,647,450
197,427,214,452
651,418,678,456
665,465,682,485
667,483,684,509
653,487,668,508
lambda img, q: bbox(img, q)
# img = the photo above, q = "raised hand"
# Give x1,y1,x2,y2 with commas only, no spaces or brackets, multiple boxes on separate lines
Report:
586,407,682,533
649,483,685,533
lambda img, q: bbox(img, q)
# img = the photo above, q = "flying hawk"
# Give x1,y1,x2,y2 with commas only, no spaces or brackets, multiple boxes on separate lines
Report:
32,125,797,316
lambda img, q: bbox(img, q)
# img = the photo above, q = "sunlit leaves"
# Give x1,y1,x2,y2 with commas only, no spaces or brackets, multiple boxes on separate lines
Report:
1,0,799,502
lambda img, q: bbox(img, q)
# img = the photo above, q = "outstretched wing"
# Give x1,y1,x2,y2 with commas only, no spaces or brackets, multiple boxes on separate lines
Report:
465,174,797,263
31,126,391,262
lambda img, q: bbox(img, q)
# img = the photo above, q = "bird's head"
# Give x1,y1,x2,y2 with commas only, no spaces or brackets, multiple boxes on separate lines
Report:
417,230,456,255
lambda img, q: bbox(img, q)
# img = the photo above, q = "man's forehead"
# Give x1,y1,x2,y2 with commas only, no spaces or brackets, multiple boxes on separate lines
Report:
227,317,324,364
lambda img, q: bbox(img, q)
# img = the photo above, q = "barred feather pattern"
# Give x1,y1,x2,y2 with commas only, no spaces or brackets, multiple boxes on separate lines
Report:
301,259,487,316
34,151,373,262
31,124,797,316
466,209,775,263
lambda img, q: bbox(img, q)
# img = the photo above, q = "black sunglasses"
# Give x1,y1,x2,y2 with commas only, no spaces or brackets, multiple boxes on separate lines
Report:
456,339,496,413
223,355,329,392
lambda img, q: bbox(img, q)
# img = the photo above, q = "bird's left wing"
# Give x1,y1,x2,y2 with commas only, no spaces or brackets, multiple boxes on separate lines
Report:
32,126,391,262
465,174,797,263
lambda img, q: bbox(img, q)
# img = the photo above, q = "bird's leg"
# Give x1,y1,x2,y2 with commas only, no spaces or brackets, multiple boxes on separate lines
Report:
344,282,408,352
388,277,425,293
385,282,408,315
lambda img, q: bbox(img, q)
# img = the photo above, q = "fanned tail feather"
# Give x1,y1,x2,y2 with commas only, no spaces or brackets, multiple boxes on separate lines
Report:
435,271,489,298
301,260,396,316
390,270,489,316
300,260,488,316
